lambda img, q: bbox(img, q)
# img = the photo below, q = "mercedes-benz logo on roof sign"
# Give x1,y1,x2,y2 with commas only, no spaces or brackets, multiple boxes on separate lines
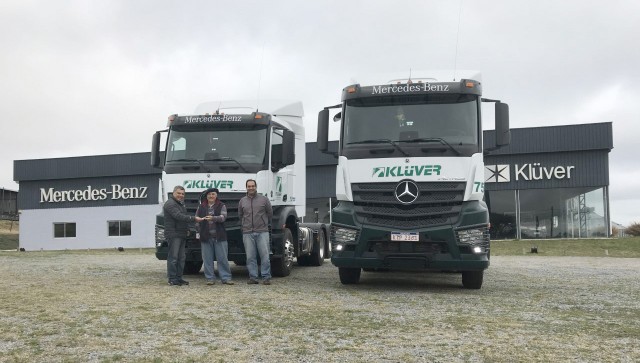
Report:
395,180,419,204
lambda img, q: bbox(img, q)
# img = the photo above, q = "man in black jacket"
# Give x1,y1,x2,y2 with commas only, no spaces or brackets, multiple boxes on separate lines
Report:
164,185,209,286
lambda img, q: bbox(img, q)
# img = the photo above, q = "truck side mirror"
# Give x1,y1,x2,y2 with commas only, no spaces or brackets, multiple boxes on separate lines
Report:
495,102,511,147
151,132,161,167
317,109,329,152
282,130,295,166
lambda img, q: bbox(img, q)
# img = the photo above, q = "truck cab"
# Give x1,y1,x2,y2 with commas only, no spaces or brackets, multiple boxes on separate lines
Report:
152,100,328,277
317,72,510,288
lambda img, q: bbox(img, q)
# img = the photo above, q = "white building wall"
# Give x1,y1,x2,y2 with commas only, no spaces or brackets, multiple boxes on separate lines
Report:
19,204,161,251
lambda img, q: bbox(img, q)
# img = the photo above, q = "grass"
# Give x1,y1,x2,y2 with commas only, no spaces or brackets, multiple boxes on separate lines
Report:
0,220,19,250
0,250,638,362
491,237,640,258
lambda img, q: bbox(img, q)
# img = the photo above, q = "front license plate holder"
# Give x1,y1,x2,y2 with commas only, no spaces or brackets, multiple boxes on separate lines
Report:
390,232,419,242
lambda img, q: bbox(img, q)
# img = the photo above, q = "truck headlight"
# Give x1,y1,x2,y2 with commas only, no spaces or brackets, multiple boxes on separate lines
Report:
155,226,166,246
331,225,359,245
455,226,489,249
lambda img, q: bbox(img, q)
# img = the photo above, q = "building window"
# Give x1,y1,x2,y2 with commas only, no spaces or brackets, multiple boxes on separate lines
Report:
518,187,606,239
54,223,76,238
108,220,132,236
485,190,517,240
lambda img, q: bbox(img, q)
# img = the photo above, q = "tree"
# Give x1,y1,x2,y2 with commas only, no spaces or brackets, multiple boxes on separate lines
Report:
612,226,619,237
626,222,640,237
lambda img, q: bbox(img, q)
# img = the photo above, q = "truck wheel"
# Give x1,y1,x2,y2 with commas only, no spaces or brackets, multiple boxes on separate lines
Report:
338,267,361,284
462,270,484,289
310,230,325,266
272,228,294,277
183,261,202,275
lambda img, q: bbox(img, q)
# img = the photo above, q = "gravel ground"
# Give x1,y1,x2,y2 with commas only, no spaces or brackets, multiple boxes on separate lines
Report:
0,251,639,362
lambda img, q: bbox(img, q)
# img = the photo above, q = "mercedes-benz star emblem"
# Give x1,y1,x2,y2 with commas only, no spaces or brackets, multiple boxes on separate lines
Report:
394,180,419,204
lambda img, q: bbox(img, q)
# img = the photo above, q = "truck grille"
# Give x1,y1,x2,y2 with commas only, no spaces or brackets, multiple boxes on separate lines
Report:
351,182,465,229
169,192,246,228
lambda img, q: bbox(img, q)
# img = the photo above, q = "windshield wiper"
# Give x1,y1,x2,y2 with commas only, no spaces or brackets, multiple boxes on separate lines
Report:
400,137,461,156
347,139,409,157
205,157,249,173
168,158,206,168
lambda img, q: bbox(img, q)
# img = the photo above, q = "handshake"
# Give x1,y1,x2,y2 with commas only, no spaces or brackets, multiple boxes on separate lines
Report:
195,215,214,222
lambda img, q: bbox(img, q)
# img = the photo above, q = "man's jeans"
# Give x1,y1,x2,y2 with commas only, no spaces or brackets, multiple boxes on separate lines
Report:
167,237,186,282
201,238,232,282
243,232,271,280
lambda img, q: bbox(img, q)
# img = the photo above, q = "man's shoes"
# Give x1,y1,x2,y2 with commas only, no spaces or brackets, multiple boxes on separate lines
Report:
247,279,259,285
168,280,181,286
206,280,216,285
222,280,235,285
178,279,190,286
262,279,271,285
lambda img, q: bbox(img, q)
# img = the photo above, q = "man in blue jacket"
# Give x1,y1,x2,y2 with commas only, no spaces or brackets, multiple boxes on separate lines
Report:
164,185,209,286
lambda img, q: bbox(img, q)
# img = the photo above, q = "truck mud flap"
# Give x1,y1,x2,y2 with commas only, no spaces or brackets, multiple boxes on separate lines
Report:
383,256,430,269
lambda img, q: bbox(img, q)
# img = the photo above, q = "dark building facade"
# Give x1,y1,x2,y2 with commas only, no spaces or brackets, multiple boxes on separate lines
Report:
14,122,613,250
482,122,613,239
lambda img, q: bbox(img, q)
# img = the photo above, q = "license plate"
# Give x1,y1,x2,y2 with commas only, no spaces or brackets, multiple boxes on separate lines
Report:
390,232,419,242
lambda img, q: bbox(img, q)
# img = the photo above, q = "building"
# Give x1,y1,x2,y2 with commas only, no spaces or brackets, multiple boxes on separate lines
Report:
13,122,613,250
13,153,161,250
483,122,612,239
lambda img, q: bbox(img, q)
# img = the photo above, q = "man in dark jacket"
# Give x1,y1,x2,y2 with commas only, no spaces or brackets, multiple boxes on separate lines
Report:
164,185,209,286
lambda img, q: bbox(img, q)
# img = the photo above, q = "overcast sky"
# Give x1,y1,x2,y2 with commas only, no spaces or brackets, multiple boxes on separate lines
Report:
1,0,639,225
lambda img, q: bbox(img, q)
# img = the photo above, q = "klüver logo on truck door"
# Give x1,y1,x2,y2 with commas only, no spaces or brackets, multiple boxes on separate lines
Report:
372,165,441,178
182,180,233,189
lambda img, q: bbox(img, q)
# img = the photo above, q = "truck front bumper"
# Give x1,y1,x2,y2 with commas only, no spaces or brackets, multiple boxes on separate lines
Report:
330,200,490,271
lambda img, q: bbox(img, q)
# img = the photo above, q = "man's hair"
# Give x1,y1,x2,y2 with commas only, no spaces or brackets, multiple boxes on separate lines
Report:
246,179,257,187
173,185,185,192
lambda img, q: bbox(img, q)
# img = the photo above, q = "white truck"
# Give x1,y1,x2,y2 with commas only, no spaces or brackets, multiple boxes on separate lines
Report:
151,100,329,276
317,72,510,288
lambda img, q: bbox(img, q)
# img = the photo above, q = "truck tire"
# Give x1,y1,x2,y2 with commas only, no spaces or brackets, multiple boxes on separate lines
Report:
338,267,361,284
183,261,202,275
297,228,310,266
309,229,325,266
271,228,294,277
462,270,484,289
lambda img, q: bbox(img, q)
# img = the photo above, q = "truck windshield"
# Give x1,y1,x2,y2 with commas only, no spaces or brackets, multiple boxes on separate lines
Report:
343,94,479,157
165,125,268,173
